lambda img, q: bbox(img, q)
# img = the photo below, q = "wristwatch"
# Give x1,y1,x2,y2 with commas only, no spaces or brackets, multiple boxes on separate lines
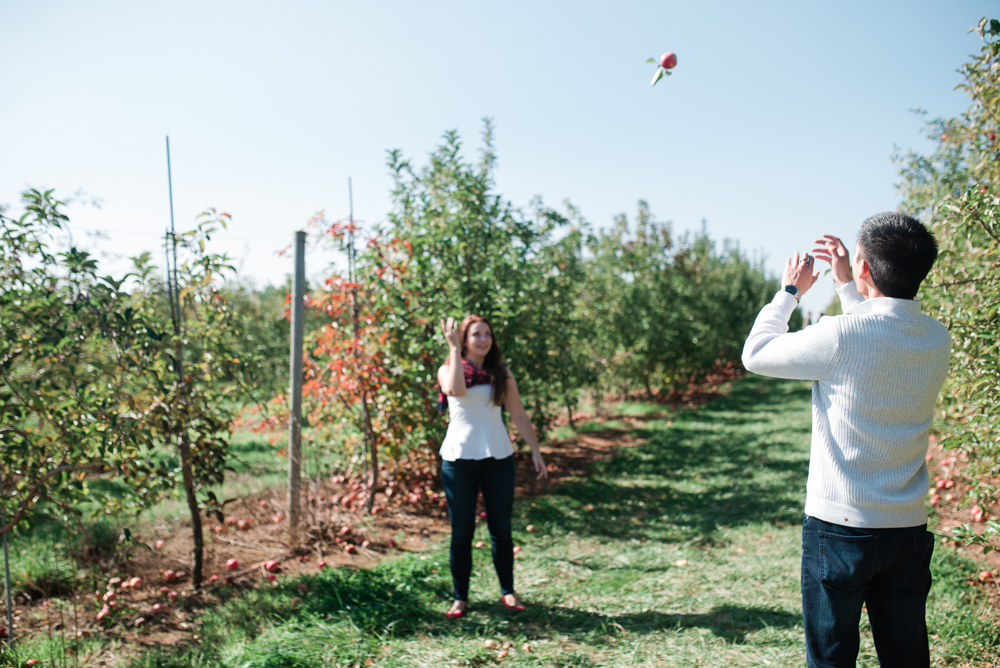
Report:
783,285,799,301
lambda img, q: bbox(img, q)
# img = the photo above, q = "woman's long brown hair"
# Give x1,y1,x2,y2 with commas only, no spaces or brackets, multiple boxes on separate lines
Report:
459,314,508,406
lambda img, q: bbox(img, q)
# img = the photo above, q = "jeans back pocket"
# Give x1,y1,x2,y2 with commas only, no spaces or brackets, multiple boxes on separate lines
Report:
819,531,879,592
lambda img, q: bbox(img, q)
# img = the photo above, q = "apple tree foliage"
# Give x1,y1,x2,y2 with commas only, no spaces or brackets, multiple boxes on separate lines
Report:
0,190,275,585
273,120,777,502
896,17,1000,551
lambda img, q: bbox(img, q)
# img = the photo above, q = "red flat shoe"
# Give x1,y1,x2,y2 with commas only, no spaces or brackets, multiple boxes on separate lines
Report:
501,597,526,612
446,605,467,620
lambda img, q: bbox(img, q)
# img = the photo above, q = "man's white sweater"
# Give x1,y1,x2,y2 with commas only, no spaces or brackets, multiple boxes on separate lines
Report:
742,281,951,528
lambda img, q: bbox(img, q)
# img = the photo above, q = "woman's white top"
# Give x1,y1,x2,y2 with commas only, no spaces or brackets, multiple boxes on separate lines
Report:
439,384,514,461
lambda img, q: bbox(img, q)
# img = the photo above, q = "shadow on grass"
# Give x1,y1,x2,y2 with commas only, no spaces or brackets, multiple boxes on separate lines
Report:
481,601,801,645
521,376,813,544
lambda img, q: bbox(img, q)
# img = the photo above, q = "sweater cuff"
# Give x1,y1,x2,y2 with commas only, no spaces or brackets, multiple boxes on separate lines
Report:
836,280,865,312
771,289,799,321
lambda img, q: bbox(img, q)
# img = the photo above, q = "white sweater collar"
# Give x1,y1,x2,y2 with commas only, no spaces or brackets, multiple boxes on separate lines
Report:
844,296,923,320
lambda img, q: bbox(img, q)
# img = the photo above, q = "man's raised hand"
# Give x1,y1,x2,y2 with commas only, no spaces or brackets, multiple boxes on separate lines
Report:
812,235,852,286
781,251,820,299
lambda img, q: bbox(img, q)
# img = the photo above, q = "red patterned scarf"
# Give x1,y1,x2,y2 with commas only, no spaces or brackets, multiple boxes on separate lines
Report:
437,358,493,413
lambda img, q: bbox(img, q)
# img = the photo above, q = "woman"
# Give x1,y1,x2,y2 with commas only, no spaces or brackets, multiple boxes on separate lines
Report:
437,314,547,619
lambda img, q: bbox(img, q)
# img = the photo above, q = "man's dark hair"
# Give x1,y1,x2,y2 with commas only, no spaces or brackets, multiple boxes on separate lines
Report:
857,212,938,299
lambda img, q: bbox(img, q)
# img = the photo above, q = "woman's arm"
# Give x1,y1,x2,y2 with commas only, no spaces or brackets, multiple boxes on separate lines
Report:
438,317,466,397
503,373,548,480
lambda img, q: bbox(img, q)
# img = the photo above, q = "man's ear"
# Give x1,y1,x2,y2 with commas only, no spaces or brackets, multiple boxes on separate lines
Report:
856,258,871,279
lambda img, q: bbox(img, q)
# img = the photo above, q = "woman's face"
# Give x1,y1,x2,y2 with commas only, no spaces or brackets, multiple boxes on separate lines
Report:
465,322,493,357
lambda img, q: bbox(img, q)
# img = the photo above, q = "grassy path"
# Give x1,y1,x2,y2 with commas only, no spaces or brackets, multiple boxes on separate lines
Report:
112,377,1000,666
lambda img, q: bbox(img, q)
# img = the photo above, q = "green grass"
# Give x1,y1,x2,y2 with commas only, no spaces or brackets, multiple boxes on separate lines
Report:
4,375,997,667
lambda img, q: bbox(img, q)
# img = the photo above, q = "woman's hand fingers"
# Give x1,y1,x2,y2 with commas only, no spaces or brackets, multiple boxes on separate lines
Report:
533,453,548,479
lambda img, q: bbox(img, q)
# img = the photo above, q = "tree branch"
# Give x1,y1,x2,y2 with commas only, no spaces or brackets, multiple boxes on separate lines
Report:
0,463,105,535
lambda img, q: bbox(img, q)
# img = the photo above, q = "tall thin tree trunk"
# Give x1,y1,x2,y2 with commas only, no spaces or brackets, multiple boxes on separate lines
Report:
168,229,203,588
178,435,204,588
362,394,377,513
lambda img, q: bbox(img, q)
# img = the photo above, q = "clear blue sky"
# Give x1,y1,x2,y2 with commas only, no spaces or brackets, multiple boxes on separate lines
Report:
1,1,994,316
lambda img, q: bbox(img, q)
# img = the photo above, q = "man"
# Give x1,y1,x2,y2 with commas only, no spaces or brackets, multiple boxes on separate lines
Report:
741,212,951,668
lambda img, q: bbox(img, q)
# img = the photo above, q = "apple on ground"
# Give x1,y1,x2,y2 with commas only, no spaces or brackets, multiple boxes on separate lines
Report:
265,573,277,582
129,576,143,589
226,559,240,570
512,546,521,554
168,591,178,601
526,525,536,533
475,540,486,548
151,603,163,614
386,539,398,549
297,583,308,592
317,560,328,569
154,539,166,549
265,560,281,573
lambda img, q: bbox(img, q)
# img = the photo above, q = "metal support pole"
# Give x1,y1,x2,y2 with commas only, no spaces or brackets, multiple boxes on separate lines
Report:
1,508,13,647
287,231,306,546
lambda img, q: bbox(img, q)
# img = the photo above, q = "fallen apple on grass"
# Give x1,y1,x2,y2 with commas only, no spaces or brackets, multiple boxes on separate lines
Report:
475,541,486,548
265,560,281,573
317,560,328,570
265,573,277,582
226,559,240,570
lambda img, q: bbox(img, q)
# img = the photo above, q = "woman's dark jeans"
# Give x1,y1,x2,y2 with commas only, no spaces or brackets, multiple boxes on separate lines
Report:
441,456,515,601
801,514,935,668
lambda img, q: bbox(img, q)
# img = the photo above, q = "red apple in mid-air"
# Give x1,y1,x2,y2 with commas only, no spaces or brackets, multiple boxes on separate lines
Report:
660,52,677,69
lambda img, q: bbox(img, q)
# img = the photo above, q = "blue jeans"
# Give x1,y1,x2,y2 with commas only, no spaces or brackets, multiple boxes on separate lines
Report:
801,515,935,668
440,456,515,601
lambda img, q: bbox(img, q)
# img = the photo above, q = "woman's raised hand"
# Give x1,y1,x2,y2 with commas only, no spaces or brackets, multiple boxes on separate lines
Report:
440,317,462,349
